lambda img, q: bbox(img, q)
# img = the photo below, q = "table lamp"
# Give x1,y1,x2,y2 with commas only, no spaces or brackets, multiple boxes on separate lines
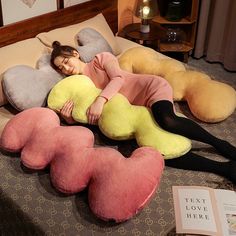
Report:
134,0,158,33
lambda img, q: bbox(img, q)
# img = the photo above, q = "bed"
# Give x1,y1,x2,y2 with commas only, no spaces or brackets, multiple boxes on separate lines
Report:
0,0,235,235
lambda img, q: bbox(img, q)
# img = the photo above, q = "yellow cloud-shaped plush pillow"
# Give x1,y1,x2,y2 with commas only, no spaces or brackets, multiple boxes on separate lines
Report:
47,75,191,159
118,47,236,123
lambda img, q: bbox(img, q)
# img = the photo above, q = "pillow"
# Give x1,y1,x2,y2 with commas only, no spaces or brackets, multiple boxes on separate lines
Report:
2,54,64,111
47,75,191,159
37,13,121,55
0,38,48,106
118,47,236,123
0,107,164,222
76,28,113,62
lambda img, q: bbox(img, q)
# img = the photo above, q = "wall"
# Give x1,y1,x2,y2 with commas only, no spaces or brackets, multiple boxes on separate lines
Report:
0,0,91,26
63,0,90,7
118,0,140,31
1,0,133,32
1,0,57,25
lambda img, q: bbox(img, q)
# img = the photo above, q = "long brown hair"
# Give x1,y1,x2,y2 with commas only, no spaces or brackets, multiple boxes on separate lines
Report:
50,41,78,71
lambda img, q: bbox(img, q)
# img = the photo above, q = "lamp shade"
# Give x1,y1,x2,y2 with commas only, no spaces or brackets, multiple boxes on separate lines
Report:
134,0,158,20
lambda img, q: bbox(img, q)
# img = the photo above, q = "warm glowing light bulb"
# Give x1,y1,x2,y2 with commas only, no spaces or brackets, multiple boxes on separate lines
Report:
142,6,150,17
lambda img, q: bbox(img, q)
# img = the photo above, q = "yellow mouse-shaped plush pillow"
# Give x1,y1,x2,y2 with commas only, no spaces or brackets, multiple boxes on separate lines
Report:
47,75,191,159
118,47,236,123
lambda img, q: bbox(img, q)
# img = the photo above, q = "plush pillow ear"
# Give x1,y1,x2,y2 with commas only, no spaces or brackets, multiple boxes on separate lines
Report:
2,54,63,111
76,28,113,62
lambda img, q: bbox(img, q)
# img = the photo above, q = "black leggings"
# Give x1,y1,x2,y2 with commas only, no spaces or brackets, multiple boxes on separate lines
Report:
165,151,235,181
151,101,220,145
151,100,236,183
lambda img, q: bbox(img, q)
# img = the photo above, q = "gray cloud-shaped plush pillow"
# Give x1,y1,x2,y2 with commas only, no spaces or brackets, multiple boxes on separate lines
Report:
2,54,64,111
76,27,113,63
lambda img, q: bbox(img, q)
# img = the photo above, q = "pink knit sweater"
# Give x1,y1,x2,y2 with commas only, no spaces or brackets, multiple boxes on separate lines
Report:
83,52,173,107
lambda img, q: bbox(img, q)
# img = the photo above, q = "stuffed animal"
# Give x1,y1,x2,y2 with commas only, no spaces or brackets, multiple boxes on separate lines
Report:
0,107,164,222
118,47,236,123
47,75,191,159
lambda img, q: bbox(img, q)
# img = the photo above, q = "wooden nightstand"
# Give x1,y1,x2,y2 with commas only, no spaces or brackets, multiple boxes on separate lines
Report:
152,0,199,62
118,22,190,62
119,1,199,62
118,23,165,50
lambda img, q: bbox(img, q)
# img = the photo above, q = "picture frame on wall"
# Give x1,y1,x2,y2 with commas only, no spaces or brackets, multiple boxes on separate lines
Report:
63,0,90,8
0,0,58,25
0,0,3,26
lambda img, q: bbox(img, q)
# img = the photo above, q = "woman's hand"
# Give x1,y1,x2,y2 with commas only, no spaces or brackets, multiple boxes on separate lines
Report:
60,100,76,124
86,96,107,125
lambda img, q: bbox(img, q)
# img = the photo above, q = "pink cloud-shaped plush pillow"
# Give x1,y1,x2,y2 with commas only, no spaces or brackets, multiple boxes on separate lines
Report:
0,107,164,222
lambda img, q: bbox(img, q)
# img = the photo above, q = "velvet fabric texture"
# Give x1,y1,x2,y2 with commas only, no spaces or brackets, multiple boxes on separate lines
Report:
47,75,191,159
76,28,113,63
2,54,63,111
0,107,164,222
118,47,236,123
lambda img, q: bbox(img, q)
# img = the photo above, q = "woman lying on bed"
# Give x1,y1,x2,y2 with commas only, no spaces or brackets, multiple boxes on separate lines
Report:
50,41,236,183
